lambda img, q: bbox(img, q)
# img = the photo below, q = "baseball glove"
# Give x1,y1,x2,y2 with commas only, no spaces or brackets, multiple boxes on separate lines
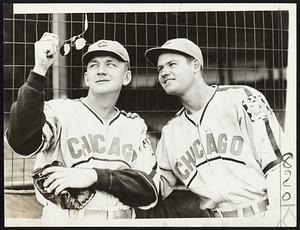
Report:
32,160,95,210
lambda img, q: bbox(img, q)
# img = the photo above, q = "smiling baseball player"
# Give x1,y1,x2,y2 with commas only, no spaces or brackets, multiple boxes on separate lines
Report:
5,32,159,224
144,38,288,224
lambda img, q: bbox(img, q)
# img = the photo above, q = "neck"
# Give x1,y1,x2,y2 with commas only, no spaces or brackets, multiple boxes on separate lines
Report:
83,92,119,122
180,82,215,114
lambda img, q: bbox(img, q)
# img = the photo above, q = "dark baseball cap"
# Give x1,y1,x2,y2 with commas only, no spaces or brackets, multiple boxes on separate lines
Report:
82,39,130,66
145,38,203,68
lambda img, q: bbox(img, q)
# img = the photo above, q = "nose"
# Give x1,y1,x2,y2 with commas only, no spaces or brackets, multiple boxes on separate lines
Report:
160,68,170,78
97,65,106,75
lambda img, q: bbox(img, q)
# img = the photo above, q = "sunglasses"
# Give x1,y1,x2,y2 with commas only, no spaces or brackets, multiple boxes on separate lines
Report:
60,14,88,56
48,13,88,56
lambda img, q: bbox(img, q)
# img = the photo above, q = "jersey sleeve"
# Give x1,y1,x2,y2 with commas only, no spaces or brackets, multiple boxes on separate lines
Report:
93,118,160,209
5,70,61,158
156,128,177,199
6,71,47,156
240,87,285,175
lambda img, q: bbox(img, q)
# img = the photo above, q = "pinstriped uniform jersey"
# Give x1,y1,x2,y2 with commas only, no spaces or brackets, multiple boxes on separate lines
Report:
158,85,286,211
27,98,159,211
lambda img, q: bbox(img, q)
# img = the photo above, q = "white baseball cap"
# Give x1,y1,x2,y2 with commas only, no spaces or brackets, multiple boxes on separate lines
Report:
82,39,130,66
145,38,203,68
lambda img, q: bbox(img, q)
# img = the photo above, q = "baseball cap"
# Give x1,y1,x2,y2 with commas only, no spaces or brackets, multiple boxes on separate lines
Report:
82,40,130,66
145,38,203,68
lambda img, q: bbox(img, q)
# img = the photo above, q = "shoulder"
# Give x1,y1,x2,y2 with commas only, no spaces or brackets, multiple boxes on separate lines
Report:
216,85,267,106
45,98,82,114
217,85,272,120
46,98,81,107
46,98,78,105
161,107,185,133
119,110,147,127
217,85,263,97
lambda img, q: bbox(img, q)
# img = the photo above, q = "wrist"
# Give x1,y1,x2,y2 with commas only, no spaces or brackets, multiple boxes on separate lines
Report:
33,65,48,76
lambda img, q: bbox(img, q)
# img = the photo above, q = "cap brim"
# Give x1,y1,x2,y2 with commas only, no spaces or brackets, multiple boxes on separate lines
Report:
145,47,193,66
82,50,128,65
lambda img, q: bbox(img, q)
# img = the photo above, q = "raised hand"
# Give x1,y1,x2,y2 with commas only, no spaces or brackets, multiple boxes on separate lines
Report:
33,32,60,76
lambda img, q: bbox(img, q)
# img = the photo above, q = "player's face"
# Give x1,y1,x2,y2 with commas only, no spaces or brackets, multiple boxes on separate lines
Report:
157,53,195,96
84,56,131,95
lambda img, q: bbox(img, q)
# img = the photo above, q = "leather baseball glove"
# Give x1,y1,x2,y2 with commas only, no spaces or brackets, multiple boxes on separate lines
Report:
32,160,95,210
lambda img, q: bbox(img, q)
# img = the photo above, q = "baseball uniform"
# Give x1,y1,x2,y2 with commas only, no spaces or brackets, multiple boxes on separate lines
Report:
6,70,159,221
157,85,286,217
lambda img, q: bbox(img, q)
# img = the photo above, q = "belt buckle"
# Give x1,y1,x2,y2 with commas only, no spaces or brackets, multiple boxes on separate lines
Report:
208,209,222,218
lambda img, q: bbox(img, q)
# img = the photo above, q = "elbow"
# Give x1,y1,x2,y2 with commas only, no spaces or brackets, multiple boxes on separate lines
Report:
140,188,157,206
6,128,43,156
126,187,157,208
7,140,36,156
133,176,158,208
120,179,158,208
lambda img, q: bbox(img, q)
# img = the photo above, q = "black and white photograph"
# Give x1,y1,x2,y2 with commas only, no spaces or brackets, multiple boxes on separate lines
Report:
3,3,297,227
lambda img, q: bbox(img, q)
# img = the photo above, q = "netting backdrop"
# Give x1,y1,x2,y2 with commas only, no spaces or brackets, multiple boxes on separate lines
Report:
3,4,288,192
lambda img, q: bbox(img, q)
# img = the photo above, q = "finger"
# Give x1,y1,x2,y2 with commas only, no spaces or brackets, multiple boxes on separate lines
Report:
132,113,139,118
46,42,58,57
43,171,64,187
41,32,59,46
46,178,64,193
44,41,58,57
55,183,68,195
35,41,57,58
42,166,64,175
39,35,59,55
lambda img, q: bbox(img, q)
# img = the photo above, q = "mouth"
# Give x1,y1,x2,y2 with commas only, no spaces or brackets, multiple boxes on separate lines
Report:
163,78,175,84
95,79,110,83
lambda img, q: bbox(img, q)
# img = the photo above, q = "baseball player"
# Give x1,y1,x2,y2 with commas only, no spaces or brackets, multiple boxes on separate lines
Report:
5,32,159,224
144,38,288,224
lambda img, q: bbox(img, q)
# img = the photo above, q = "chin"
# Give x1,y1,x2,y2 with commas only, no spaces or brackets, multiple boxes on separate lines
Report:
164,88,179,96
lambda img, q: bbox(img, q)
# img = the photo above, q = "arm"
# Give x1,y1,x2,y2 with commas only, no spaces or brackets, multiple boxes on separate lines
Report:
43,120,159,208
42,166,157,207
265,165,281,220
93,168,157,207
241,88,286,221
7,71,47,155
95,122,159,208
6,33,60,156
156,130,177,199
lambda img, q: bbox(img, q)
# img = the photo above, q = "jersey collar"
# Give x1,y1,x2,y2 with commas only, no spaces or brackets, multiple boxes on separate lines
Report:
79,98,121,125
184,85,218,126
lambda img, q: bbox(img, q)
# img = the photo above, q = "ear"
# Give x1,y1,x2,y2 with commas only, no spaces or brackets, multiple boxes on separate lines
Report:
193,58,202,73
83,72,89,87
122,70,132,86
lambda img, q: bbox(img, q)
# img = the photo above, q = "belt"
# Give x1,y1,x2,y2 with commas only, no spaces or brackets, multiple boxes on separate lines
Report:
208,199,269,218
83,208,133,219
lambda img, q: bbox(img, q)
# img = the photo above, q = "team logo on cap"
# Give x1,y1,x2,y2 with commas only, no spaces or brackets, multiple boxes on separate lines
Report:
98,41,108,47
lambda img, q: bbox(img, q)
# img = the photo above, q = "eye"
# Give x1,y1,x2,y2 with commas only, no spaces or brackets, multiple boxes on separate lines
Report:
169,62,177,67
157,66,163,73
107,62,117,67
89,63,98,68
